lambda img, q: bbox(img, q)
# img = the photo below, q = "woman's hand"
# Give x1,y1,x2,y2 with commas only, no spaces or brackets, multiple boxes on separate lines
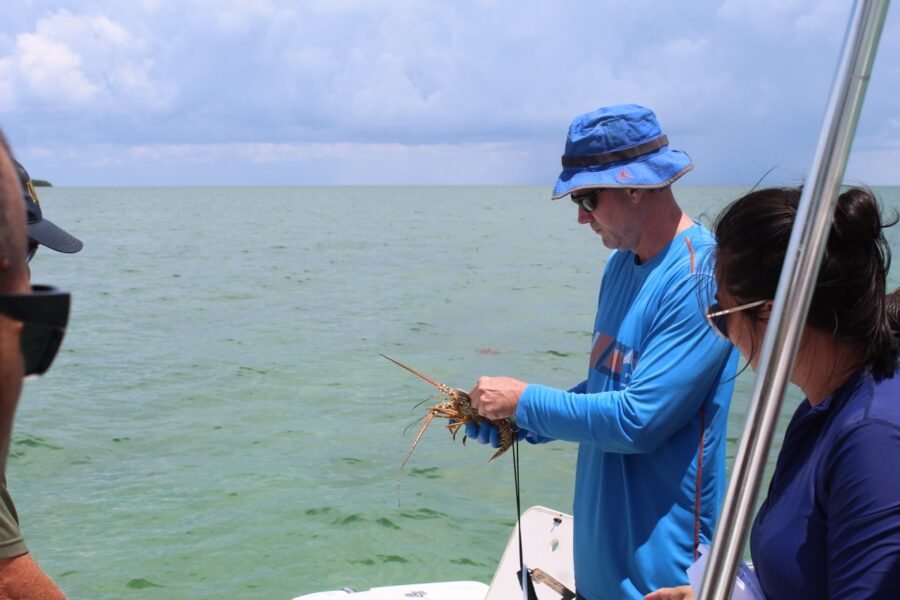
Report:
644,586,695,600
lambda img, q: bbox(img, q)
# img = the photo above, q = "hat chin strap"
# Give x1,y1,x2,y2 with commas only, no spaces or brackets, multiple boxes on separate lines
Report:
561,135,668,169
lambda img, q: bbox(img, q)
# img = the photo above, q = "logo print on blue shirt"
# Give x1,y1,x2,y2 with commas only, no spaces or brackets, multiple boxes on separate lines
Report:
590,332,638,388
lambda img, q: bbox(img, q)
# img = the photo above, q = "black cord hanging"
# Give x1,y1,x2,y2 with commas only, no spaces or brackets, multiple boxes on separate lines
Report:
512,431,538,600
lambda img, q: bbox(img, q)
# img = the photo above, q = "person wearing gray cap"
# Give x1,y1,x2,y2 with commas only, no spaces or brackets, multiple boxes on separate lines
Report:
0,158,80,599
465,104,738,599
17,160,83,260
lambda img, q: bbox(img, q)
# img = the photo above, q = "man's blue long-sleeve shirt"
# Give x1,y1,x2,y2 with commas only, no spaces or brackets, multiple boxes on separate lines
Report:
516,224,737,599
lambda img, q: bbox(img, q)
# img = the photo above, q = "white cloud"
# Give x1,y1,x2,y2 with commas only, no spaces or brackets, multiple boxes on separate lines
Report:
200,0,297,33
21,139,552,186
3,9,175,114
717,0,849,39
793,1,849,40
17,31,99,107
0,57,14,112
1,0,898,185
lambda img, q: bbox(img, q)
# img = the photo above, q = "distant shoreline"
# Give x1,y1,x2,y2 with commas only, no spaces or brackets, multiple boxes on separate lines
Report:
32,179,52,187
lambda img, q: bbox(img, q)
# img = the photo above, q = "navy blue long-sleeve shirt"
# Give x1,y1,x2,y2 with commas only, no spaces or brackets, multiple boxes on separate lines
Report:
750,368,900,598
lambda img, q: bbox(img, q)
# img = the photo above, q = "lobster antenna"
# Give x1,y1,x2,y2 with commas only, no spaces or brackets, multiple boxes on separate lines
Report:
379,353,446,390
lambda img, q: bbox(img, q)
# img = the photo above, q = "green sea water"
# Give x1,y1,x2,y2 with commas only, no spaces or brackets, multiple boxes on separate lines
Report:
11,185,900,598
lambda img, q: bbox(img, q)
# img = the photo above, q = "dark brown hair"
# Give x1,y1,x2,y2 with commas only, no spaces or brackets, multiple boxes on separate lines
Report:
714,186,899,380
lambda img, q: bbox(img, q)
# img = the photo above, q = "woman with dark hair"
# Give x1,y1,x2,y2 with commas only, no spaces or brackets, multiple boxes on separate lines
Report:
647,186,900,599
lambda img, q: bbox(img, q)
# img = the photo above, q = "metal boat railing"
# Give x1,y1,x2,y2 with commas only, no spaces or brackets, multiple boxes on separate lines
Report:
698,1,892,599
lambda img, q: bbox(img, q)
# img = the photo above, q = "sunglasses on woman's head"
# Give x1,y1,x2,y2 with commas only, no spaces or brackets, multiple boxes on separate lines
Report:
570,191,598,212
705,299,767,340
0,285,70,377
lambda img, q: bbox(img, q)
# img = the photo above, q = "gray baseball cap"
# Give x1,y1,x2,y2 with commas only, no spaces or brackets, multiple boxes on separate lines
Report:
15,160,83,254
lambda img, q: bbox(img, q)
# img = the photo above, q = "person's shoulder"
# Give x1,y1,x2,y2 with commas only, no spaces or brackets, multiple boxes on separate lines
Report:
863,371,900,426
832,371,900,437
660,223,715,280
682,222,717,256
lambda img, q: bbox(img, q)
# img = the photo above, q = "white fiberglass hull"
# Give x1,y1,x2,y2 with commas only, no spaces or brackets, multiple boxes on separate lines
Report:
294,506,574,600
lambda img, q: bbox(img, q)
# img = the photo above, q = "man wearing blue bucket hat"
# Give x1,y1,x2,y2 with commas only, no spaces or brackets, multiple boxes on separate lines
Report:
467,104,738,599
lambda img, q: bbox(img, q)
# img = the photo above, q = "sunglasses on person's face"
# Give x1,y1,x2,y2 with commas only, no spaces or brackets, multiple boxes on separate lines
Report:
570,190,598,213
0,285,70,377
705,299,767,340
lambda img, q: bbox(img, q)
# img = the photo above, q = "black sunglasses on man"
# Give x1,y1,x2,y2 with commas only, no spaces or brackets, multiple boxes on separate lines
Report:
0,285,70,377
571,190,599,212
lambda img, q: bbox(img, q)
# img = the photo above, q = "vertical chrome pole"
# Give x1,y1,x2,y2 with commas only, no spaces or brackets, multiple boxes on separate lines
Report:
698,1,890,599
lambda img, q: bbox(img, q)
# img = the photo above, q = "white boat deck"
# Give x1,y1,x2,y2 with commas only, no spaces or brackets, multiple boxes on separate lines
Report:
294,506,574,600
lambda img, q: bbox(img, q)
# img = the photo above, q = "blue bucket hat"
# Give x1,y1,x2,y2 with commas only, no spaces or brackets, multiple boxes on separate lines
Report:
552,104,693,199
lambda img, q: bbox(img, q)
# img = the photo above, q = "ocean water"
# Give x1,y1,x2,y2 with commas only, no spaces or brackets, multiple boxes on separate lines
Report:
12,185,900,599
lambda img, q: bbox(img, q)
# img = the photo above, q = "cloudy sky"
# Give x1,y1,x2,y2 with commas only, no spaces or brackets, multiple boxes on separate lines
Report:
1,0,898,186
